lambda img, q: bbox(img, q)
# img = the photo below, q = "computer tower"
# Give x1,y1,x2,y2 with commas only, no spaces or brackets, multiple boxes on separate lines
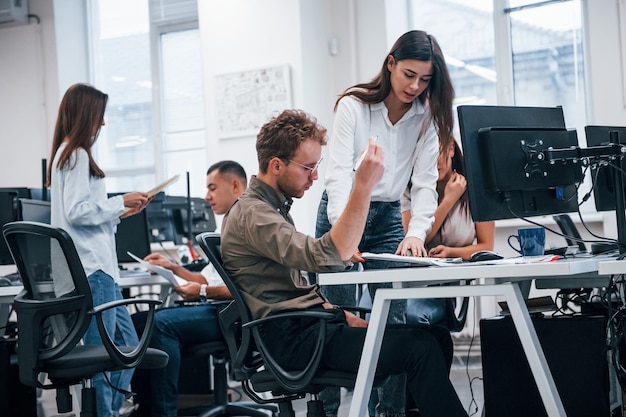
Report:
0,338,37,417
480,314,612,417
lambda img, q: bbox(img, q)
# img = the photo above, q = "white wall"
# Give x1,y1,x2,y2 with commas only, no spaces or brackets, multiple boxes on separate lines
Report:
197,0,396,234
1,0,626,241
0,0,57,188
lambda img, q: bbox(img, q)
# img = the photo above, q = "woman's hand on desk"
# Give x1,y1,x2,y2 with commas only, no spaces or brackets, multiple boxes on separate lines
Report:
396,236,427,257
428,245,454,258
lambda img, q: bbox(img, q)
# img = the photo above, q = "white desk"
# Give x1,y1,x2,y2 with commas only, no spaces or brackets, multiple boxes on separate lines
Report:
598,259,626,275
0,270,172,336
318,257,605,417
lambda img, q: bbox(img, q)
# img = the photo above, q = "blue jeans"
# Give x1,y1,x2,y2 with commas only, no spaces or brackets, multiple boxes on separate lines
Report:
84,270,139,417
316,192,407,417
406,298,447,325
141,304,222,417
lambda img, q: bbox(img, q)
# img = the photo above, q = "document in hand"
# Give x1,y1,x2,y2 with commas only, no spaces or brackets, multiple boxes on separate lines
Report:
123,174,180,215
360,252,463,267
126,251,188,286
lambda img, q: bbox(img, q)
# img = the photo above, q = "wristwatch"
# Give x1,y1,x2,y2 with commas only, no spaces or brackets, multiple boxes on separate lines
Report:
199,284,208,302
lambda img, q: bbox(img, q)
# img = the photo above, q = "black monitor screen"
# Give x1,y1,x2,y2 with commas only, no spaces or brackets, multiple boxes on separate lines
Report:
0,187,30,199
0,191,19,265
585,125,626,212
166,196,216,242
19,198,51,223
145,192,178,243
458,105,581,222
108,193,152,263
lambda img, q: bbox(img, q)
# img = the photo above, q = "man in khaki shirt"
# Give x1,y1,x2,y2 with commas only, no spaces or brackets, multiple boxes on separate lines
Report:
221,109,467,417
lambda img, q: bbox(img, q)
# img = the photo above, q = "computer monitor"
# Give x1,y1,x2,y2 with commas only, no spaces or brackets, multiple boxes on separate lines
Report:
108,193,152,263
145,192,178,243
0,187,30,199
0,191,19,265
19,198,51,223
166,196,216,242
584,125,626,212
458,105,582,222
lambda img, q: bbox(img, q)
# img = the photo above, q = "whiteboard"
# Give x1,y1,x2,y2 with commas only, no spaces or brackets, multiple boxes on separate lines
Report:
215,65,292,139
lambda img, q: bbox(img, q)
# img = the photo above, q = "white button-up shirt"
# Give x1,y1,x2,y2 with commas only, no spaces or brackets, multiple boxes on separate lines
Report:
324,95,439,241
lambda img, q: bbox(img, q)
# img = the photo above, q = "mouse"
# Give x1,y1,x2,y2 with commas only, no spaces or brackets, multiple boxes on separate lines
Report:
469,250,504,262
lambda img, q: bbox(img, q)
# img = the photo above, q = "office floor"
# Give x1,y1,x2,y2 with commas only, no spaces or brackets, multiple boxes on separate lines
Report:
37,337,484,417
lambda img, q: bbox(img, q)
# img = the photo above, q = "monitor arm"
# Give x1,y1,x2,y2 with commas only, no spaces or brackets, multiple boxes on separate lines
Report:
544,132,626,252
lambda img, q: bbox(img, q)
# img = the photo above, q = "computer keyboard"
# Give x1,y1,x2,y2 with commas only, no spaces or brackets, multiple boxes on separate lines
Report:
0,271,21,286
119,268,152,278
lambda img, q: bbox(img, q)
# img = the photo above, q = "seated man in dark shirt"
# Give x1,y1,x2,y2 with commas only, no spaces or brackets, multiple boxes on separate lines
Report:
220,109,467,417
131,160,246,417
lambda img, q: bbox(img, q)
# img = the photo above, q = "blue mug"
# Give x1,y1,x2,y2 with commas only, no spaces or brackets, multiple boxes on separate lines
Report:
508,227,546,256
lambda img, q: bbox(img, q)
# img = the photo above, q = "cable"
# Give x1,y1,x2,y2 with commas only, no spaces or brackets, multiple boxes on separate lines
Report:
505,200,618,248
464,299,482,417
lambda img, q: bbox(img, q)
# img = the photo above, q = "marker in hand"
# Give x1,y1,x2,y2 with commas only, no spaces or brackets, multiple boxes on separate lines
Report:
353,136,378,171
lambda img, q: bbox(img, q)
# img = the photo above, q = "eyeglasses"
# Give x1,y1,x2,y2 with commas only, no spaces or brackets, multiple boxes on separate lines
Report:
283,157,324,175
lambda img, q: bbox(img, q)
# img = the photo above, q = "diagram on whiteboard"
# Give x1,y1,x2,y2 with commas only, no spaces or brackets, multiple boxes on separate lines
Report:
215,65,292,139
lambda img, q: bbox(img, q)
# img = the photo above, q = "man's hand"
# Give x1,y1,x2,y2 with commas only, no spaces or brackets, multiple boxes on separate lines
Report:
144,253,178,270
175,281,201,300
353,137,385,193
344,310,368,328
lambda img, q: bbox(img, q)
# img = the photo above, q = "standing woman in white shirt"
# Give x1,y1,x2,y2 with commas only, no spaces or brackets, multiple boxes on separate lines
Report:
315,30,455,417
47,83,150,417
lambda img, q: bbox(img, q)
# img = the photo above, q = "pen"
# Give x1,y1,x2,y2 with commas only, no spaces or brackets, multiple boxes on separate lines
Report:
353,136,378,171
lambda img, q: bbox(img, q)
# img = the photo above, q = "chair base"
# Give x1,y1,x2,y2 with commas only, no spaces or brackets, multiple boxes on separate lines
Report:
177,394,277,417
196,403,276,417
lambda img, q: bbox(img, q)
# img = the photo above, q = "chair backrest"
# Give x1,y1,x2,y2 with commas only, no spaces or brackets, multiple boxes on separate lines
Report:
444,295,469,333
194,232,261,382
195,232,330,392
2,221,93,386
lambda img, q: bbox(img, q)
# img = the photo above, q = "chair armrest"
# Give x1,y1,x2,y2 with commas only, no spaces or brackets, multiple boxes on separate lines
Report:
91,298,162,368
341,306,370,319
242,310,335,329
91,298,162,314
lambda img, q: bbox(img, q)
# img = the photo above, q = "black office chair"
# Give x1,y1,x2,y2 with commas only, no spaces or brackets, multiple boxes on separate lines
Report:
442,290,470,333
196,232,388,417
177,339,278,417
2,221,169,417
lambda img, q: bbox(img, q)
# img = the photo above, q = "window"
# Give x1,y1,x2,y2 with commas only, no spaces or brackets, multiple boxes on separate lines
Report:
409,0,586,128
89,0,203,196
409,0,592,212
89,0,155,193
507,0,586,134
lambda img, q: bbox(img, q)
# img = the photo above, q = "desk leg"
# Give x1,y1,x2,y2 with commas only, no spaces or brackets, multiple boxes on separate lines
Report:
348,293,390,417
346,284,566,417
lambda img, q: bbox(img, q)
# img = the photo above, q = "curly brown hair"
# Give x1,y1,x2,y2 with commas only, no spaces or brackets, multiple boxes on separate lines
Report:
256,110,327,173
